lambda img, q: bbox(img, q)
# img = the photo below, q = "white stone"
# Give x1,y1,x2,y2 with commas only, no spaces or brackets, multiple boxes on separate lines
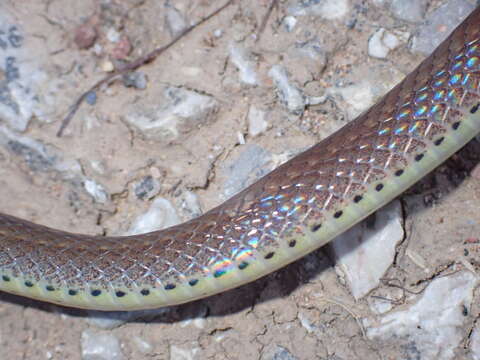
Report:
332,201,404,299
368,28,401,59
127,198,180,235
268,65,305,114
123,86,217,142
84,179,109,204
283,16,297,32
289,0,349,20
332,81,374,118
367,271,479,360
229,44,258,85
81,330,124,360
0,14,57,131
248,106,268,137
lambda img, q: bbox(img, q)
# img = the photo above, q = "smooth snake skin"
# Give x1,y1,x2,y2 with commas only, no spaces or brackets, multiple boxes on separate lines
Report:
1,7,480,310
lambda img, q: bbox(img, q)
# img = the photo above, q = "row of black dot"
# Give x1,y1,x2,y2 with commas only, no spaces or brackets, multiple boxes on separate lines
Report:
304,117,467,238
0,116,471,300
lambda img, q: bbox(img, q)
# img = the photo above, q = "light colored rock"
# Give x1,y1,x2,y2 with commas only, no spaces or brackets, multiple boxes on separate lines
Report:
332,80,374,118
126,197,180,235
222,144,272,199
411,0,475,55
123,86,218,142
368,28,401,59
332,201,404,299
248,106,268,137
367,271,479,360
229,44,258,85
269,65,305,114
170,344,200,360
0,16,56,131
84,179,109,204
471,321,480,360
178,190,203,220
0,125,81,176
282,16,297,32
289,0,349,20
132,336,153,354
81,330,124,360
390,0,427,23
86,308,170,330
133,175,161,200
165,4,188,37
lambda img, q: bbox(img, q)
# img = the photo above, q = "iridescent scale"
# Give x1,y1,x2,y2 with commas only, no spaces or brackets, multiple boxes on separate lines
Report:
1,8,480,310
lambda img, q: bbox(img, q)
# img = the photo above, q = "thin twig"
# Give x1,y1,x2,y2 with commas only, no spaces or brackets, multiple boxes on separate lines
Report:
256,0,279,43
57,0,235,137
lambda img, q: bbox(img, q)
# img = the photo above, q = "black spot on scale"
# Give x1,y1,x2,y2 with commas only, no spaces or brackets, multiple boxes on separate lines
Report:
395,169,404,177
334,211,343,219
353,195,363,203
434,137,445,146
91,289,101,296
164,283,176,290
141,289,150,296
452,121,461,130
311,224,322,232
470,103,479,114
25,281,33,287
415,153,424,162
238,261,249,270
288,239,297,248
375,183,384,192
264,252,275,260
2,275,10,282
68,289,78,296
46,285,55,292
188,279,199,287
214,270,225,278
115,290,126,298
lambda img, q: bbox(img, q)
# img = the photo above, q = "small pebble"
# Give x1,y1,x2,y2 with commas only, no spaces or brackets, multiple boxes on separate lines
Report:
74,23,97,49
112,36,132,60
85,91,97,105
368,28,401,59
100,60,115,72
122,72,148,90
248,106,268,137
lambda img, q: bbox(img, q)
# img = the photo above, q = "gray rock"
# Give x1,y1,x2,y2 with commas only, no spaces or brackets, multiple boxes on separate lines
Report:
367,271,478,360
123,86,218,142
134,175,161,200
288,0,349,20
165,3,188,37
0,16,55,131
229,44,258,86
268,65,305,114
122,72,148,90
411,0,475,55
222,144,272,199
331,201,404,299
86,308,170,330
390,0,427,23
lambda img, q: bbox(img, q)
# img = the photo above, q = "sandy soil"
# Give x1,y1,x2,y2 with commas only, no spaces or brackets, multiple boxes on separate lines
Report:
0,0,480,359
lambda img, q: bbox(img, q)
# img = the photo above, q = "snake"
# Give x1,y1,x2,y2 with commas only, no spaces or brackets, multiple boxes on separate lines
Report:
1,7,480,311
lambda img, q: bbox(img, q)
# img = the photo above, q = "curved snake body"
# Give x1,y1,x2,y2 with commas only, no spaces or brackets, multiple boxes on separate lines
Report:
1,8,480,310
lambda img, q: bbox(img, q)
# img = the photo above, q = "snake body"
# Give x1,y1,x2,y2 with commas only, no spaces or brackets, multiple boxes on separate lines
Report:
1,8,480,310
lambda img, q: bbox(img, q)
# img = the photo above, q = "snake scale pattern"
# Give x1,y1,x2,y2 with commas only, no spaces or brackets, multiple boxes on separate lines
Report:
1,7,480,310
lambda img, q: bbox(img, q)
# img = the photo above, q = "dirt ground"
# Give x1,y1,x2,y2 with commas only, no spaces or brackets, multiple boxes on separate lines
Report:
0,0,480,359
